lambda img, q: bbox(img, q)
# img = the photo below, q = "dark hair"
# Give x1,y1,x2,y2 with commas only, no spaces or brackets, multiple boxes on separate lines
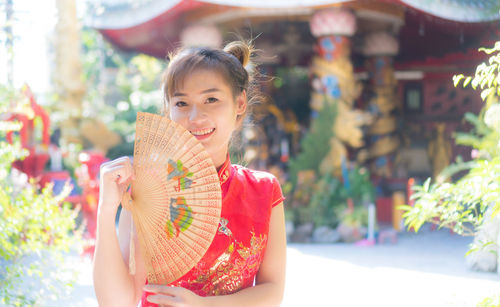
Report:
162,41,258,120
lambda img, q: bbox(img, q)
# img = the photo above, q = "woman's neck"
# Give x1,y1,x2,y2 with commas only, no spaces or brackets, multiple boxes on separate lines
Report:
213,152,229,172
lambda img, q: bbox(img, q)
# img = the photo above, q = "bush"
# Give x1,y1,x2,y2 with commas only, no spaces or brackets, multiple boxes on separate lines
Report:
402,42,500,242
0,85,81,306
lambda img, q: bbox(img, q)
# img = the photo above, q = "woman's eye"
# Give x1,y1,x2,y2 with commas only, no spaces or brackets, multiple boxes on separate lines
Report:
206,97,218,103
175,101,187,107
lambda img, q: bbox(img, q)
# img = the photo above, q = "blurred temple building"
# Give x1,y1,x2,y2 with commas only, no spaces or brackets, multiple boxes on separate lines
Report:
86,0,499,224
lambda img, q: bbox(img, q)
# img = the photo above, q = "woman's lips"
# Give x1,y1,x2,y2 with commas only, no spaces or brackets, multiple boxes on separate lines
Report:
190,128,215,140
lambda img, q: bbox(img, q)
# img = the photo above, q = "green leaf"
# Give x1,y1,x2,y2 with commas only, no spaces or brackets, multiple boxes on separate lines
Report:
413,219,425,233
482,241,496,248
397,205,413,212
423,178,431,192
463,76,472,87
487,72,495,88
479,43,500,54
480,75,489,90
481,88,493,101
453,74,464,87
471,77,479,90
493,206,500,218
465,246,479,256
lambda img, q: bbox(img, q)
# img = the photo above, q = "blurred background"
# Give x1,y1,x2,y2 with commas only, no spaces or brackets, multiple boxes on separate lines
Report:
1,0,499,306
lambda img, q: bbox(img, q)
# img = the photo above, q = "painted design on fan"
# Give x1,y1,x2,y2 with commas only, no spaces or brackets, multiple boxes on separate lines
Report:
165,196,194,239
167,159,194,192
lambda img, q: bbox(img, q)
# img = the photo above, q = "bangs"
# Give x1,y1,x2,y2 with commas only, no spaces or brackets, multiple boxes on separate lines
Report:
164,49,231,100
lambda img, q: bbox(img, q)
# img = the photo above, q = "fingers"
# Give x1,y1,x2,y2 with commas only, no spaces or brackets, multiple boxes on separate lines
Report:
144,285,201,307
147,294,180,306
100,157,135,184
101,157,133,173
100,156,129,170
143,285,183,296
144,285,183,306
104,165,130,184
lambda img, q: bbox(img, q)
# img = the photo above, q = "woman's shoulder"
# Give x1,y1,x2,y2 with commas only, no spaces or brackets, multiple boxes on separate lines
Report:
230,164,285,208
231,164,279,184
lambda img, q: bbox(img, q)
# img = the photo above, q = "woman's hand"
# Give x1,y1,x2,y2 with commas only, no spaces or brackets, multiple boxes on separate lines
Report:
98,156,135,214
144,285,206,307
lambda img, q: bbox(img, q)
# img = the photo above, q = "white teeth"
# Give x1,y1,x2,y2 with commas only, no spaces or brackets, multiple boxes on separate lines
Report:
190,128,214,136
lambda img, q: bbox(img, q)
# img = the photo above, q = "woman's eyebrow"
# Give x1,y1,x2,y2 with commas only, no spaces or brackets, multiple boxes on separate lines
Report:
173,88,220,97
201,88,220,94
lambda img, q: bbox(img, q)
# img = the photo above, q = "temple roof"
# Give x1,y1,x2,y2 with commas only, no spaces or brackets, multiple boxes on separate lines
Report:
84,0,499,67
400,0,500,22
86,0,500,29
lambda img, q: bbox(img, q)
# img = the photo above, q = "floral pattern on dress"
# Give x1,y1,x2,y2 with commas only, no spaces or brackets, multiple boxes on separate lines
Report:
170,231,267,296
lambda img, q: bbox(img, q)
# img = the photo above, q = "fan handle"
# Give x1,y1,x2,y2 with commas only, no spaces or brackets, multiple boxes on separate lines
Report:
121,189,133,210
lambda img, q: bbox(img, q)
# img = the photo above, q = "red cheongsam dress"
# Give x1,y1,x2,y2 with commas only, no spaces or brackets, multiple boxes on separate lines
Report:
141,156,285,306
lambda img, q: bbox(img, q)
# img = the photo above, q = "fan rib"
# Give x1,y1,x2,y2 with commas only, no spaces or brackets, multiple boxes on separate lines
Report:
140,115,162,174
141,215,181,283
135,214,176,283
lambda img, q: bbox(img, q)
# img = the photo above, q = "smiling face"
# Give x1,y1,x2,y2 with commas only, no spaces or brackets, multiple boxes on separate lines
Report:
168,69,247,169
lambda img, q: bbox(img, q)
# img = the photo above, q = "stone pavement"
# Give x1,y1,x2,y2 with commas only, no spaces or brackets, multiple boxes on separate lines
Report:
50,226,500,307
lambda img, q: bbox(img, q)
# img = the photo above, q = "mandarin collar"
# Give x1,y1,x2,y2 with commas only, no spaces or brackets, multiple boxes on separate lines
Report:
217,155,231,185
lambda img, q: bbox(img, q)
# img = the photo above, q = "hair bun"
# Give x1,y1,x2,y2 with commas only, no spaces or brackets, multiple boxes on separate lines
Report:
224,41,251,67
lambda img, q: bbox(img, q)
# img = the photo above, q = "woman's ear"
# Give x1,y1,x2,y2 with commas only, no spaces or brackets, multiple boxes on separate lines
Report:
235,90,247,118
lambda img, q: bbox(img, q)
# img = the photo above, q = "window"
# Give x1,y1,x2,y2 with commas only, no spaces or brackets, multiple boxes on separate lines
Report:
404,83,423,113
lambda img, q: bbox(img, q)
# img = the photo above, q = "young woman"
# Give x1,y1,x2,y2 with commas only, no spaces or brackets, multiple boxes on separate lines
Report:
93,41,286,307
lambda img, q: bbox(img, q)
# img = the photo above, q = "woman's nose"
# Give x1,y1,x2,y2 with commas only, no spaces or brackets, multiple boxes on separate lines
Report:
189,105,206,122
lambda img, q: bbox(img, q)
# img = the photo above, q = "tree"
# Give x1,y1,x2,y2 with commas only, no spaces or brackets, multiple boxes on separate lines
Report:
402,42,500,249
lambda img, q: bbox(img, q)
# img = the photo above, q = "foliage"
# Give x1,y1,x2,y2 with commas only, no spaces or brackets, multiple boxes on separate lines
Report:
292,166,375,228
107,54,164,159
116,53,165,94
308,173,347,227
402,42,500,245
288,101,336,185
0,85,80,306
311,167,375,227
401,161,499,235
347,166,376,206
285,96,375,230
79,29,165,159
337,205,369,228
273,66,311,124
476,293,500,307
79,27,120,121
453,42,500,102
285,101,336,227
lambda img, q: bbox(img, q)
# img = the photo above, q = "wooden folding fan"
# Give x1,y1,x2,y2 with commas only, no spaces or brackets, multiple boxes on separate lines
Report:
121,112,222,285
